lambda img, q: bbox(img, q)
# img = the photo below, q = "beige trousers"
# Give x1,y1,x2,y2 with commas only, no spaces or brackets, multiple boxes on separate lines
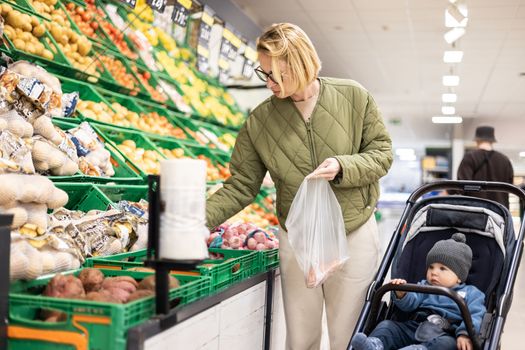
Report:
278,214,381,350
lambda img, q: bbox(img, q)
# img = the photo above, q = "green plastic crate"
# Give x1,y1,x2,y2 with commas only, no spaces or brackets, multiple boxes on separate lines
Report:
57,75,120,125
54,182,111,212
95,183,148,208
85,248,261,293
58,0,109,48
50,118,143,184
146,134,193,159
134,100,195,142
260,249,280,270
96,50,147,97
2,0,53,20
1,28,69,68
203,248,261,292
92,123,163,178
8,269,210,350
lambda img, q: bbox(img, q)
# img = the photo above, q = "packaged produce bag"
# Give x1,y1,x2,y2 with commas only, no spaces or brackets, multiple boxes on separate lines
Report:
285,178,349,288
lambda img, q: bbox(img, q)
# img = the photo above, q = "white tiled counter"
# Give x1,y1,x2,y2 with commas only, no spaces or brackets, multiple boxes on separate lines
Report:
128,271,279,350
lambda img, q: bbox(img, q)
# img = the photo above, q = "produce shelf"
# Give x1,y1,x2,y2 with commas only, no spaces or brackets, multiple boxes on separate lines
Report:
85,248,261,294
51,118,143,184
9,269,210,350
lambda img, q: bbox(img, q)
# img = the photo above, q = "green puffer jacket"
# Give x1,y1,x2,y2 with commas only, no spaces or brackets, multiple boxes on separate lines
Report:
206,77,393,234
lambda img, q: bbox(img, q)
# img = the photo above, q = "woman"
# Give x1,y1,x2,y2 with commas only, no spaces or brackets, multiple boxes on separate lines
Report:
206,23,393,350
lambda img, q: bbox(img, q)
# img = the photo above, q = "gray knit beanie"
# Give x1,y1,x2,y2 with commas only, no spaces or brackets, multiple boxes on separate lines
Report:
426,233,472,282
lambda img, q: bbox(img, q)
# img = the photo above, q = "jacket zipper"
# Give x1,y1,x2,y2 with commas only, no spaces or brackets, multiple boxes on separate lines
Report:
305,119,318,168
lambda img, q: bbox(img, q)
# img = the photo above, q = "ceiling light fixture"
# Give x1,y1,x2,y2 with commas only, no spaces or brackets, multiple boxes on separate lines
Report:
432,116,463,124
445,3,468,28
395,148,415,157
399,154,417,161
443,51,464,63
444,27,466,44
442,93,457,103
442,106,456,115
443,75,460,86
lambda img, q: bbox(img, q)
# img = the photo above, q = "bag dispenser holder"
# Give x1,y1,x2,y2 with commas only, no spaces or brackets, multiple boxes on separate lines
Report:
145,175,204,315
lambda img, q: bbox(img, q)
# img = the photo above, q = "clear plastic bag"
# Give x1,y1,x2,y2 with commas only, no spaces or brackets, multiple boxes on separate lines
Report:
285,178,350,288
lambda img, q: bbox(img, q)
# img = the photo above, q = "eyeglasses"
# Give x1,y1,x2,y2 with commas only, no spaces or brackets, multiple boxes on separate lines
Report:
254,66,278,83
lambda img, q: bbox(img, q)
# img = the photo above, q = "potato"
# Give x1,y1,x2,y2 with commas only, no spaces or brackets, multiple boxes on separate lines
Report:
42,49,54,60
49,24,63,41
127,289,154,303
60,34,68,45
42,309,67,322
101,277,137,294
1,3,13,16
103,287,131,303
43,274,85,299
6,11,25,29
32,24,46,38
85,290,120,303
77,37,91,56
30,16,39,28
104,275,139,288
3,25,15,39
78,268,104,293
12,39,26,51
21,15,32,32
138,275,180,291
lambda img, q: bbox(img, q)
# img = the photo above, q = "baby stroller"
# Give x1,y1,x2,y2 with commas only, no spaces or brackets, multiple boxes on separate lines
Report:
348,180,525,350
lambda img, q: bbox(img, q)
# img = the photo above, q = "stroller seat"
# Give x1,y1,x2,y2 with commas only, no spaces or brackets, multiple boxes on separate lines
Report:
392,196,511,303
349,181,525,350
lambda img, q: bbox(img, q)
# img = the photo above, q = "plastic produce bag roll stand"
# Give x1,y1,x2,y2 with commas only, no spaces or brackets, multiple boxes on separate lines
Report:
144,175,204,315
0,213,13,350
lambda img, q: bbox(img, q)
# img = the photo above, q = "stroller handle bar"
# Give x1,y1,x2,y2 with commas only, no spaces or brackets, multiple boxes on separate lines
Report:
370,283,482,350
407,180,525,206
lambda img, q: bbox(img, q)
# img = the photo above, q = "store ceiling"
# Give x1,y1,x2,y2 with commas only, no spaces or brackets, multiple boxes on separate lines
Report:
230,0,525,165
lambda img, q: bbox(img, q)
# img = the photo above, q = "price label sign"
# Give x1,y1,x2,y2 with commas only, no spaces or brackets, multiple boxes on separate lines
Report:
196,6,213,74
120,0,136,9
147,0,167,13
197,54,210,74
242,45,258,79
198,7,214,46
223,28,242,61
172,0,192,27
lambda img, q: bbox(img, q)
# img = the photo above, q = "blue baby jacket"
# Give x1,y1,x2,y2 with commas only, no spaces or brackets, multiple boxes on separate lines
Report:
393,280,486,336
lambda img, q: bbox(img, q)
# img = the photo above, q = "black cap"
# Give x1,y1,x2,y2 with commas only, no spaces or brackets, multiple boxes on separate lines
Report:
475,126,496,143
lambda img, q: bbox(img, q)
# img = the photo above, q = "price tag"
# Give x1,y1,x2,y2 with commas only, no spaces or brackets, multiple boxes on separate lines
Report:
242,44,257,79
218,69,229,85
218,58,230,71
172,0,191,27
197,45,210,59
120,0,136,9
147,0,166,13
244,46,258,63
242,57,255,79
197,55,209,74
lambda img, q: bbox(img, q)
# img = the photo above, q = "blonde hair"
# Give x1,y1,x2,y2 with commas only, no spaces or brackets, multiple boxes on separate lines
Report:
256,23,321,96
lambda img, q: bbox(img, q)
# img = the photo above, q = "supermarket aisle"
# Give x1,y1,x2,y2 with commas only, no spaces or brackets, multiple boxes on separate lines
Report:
501,252,525,350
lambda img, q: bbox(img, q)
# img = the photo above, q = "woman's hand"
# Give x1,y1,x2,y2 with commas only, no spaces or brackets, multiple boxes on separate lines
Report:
307,158,341,181
390,278,407,299
457,335,473,350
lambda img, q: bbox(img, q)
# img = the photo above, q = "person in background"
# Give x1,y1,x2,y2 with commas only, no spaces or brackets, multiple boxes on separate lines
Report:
456,126,514,208
351,233,486,350
206,23,393,350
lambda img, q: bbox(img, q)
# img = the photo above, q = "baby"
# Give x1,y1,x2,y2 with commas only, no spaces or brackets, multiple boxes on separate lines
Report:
351,233,486,350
